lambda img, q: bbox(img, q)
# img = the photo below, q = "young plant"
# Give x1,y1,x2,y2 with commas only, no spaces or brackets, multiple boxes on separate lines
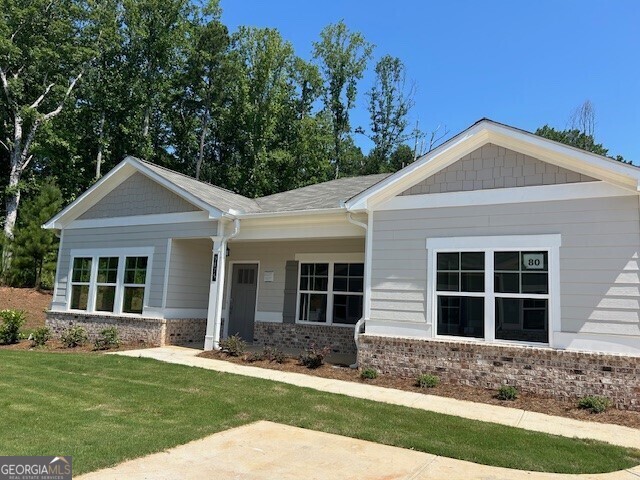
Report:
0,309,26,344
360,367,378,380
219,334,246,357
30,327,51,347
578,395,612,413
299,343,331,369
93,327,120,351
497,385,519,401
262,346,286,364
415,373,439,388
61,326,88,348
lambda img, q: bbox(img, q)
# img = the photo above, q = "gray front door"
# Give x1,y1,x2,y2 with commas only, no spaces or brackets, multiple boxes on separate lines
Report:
228,263,258,342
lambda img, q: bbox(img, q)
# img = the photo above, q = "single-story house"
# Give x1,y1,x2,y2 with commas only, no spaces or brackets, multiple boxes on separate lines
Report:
44,119,640,409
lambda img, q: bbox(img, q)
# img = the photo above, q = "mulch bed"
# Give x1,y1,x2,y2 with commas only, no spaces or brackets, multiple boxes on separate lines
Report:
0,287,52,330
0,339,154,353
199,350,640,430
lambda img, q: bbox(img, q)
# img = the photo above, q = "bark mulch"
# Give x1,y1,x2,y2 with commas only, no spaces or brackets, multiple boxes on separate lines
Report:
0,287,52,330
0,339,154,353
199,350,640,430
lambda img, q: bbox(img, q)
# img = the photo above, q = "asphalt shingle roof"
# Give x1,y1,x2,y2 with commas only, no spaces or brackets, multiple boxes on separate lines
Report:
140,160,262,214
140,158,390,215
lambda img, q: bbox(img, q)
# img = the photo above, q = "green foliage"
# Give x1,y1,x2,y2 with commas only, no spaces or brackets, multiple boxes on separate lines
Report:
299,343,331,369
30,326,51,347
578,396,612,413
415,373,439,388
219,334,246,357
313,20,374,178
0,309,26,344
360,367,378,380
93,327,120,351
535,126,627,163
60,326,88,348
496,385,519,401
7,180,63,289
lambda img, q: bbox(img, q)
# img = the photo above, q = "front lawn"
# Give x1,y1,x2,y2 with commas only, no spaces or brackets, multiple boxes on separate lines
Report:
0,351,638,475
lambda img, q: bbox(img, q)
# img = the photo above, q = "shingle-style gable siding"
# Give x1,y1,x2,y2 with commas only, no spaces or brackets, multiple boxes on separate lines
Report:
400,143,597,196
79,172,200,219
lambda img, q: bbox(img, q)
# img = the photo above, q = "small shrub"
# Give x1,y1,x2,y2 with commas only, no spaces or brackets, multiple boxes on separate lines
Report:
61,326,88,348
416,373,439,388
30,327,51,347
497,385,519,401
262,346,286,364
578,395,611,413
93,327,120,351
219,334,246,357
244,351,263,363
0,309,26,345
360,367,378,380
299,343,331,369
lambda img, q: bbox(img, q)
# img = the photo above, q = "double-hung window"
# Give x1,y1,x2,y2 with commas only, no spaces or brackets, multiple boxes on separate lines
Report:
297,259,364,326
68,248,152,315
428,235,559,346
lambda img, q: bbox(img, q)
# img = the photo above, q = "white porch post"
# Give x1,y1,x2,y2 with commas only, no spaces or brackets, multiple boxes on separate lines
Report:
204,235,226,350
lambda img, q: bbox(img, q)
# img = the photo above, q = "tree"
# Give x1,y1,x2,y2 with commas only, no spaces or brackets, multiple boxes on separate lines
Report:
389,144,414,171
535,125,627,163
8,180,63,289
0,0,97,244
361,55,414,173
313,21,373,178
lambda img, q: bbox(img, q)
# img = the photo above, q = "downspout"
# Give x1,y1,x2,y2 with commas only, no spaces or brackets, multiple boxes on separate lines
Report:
210,217,240,349
346,212,369,368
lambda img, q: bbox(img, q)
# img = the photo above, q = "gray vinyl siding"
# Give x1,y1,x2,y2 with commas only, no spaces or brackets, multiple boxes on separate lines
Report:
400,143,596,195
370,195,640,336
165,239,212,309
225,238,365,317
79,172,199,219
55,221,218,308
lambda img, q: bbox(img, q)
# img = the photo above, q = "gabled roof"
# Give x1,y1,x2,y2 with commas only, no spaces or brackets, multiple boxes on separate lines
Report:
346,118,640,211
139,160,261,214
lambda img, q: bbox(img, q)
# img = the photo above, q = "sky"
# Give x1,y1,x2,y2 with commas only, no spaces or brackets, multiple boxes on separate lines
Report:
220,1,640,162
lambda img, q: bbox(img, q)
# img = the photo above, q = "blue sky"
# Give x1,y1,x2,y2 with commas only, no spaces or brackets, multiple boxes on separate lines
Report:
220,1,640,162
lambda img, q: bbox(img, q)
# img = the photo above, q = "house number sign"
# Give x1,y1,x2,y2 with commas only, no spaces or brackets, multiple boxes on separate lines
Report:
212,253,219,281
523,253,544,270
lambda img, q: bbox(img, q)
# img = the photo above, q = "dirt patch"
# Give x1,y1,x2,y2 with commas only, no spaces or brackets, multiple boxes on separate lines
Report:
198,350,640,430
0,287,52,330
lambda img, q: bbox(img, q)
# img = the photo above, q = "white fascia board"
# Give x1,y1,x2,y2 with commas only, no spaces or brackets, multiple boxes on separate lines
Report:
346,125,490,211
64,211,212,229
377,181,634,212
131,159,224,219
43,159,135,229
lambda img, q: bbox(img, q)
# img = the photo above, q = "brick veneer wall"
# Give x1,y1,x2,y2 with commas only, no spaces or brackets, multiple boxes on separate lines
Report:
358,334,640,411
254,322,356,355
46,312,206,346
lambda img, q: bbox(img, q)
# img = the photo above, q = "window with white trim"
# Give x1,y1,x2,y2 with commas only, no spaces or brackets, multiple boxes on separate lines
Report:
428,235,559,346
68,251,151,315
298,262,364,325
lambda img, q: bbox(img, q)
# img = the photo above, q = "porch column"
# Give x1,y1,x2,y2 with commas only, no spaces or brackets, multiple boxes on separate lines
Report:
204,236,226,350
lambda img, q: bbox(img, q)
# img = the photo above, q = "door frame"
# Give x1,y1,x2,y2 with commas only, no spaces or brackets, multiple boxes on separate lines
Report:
223,260,260,339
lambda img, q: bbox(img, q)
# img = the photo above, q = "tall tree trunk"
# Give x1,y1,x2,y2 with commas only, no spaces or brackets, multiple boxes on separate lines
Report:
195,114,209,180
142,107,150,138
95,112,106,179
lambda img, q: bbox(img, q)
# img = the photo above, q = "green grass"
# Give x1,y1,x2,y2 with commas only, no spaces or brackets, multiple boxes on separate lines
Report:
0,351,638,475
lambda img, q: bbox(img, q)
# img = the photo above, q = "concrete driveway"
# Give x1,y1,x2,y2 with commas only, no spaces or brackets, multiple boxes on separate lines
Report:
78,421,640,480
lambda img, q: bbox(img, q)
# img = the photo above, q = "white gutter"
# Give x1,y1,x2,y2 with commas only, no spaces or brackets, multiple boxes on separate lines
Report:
346,212,369,368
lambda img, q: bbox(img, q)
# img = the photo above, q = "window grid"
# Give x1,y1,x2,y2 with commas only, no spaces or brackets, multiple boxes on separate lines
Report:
297,262,364,326
70,257,92,311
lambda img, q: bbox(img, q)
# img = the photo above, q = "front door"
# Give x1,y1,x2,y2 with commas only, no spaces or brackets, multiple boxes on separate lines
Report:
228,263,258,342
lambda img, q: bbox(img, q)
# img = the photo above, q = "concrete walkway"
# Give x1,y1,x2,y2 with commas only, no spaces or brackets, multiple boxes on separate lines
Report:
78,421,640,480
112,346,640,450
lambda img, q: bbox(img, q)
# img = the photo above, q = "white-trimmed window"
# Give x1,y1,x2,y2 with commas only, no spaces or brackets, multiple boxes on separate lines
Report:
427,235,560,346
68,248,153,315
296,257,364,326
